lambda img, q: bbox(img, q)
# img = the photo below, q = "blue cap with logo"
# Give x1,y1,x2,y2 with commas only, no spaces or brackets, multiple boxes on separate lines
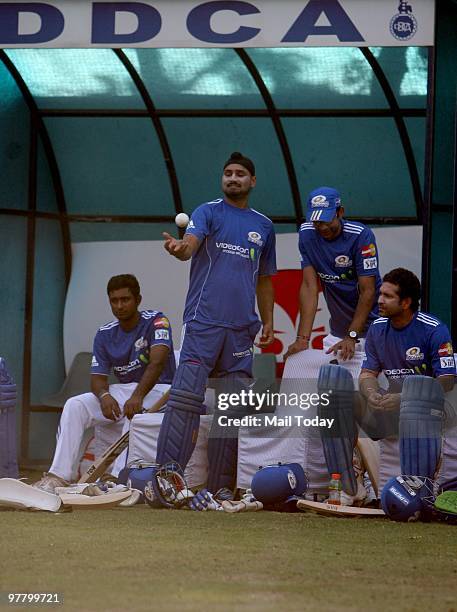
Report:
306,186,341,222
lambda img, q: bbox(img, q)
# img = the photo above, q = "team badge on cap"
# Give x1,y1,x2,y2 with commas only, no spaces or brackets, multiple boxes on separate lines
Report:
306,186,341,223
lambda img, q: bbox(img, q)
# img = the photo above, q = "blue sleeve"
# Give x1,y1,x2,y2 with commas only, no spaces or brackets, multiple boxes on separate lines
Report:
149,314,173,351
185,203,212,242
429,325,455,377
362,327,382,372
355,228,379,277
298,231,312,269
91,331,111,376
259,225,277,276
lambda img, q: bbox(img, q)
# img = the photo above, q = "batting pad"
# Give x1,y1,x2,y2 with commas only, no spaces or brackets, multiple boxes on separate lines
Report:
0,478,62,512
127,413,212,488
400,376,445,479
318,364,357,496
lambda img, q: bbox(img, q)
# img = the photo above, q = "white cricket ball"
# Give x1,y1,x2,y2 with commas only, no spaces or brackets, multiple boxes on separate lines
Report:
175,212,190,228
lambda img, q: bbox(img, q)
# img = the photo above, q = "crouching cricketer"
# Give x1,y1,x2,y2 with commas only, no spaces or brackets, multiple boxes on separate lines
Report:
156,151,276,493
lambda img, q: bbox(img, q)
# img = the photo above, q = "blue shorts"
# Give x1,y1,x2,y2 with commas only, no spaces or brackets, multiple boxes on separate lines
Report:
179,320,261,378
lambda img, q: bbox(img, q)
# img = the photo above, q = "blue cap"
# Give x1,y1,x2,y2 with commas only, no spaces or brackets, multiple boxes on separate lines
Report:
306,186,341,222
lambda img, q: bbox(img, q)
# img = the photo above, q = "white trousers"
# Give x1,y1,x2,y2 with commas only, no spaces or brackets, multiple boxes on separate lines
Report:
49,382,170,482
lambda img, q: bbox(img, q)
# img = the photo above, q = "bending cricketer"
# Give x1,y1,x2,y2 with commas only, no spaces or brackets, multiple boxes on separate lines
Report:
286,187,381,361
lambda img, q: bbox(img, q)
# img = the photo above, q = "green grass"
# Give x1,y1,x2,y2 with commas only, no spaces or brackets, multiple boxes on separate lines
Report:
1,505,457,612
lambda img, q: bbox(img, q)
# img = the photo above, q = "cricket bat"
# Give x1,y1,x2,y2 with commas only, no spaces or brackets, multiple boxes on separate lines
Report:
297,499,385,518
78,389,170,484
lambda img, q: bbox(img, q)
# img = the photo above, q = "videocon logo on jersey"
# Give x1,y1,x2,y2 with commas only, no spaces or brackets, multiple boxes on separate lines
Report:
216,242,250,259
250,248,256,261
318,270,353,283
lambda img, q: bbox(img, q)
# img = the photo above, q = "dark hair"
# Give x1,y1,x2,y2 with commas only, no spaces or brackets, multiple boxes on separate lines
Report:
383,268,421,312
107,274,140,299
223,151,255,176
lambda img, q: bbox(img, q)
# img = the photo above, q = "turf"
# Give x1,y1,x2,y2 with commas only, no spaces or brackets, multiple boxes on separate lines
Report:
1,506,457,612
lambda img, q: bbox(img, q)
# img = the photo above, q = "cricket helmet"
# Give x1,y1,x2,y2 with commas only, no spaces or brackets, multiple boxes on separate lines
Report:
251,462,308,509
381,475,437,522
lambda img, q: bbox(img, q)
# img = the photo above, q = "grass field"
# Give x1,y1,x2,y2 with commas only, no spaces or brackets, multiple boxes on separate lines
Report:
1,502,457,612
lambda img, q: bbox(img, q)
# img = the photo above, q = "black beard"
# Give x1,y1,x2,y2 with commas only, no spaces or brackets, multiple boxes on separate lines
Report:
223,186,250,200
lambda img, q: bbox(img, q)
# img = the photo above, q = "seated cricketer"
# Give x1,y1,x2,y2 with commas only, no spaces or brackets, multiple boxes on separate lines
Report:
34,274,176,493
318,267,455,505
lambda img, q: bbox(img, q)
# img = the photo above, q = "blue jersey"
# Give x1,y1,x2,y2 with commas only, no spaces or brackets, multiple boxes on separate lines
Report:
362,312,455,391
183,198,277,329
91,310,176,384
298,219,381,338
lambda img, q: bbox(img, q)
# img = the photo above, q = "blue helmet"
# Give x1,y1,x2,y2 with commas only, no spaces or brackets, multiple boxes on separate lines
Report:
381,475,437,522
118,461,189,509
251,463,308,509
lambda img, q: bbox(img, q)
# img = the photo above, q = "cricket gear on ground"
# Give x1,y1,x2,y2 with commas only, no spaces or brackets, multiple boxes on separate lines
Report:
119,489,143,506
50,383,168,483
399,376,445,479
184,198,276,329
221,489,263,513
117,461,158,493
363,313,454,391
0,358,19,479
33,472,69,494
92,310,176,384
297,498,385,518
54,481,134,510
381,475,437,522
189,488,223,511
156,362,206,468
0,478,62,512
433,490,457,523
299,219,381,338
251,462,307,507
318,364,358,496
58,487,132,509
143,462,190,509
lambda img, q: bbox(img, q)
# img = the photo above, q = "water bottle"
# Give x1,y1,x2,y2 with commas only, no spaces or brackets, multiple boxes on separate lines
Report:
328,473,342,505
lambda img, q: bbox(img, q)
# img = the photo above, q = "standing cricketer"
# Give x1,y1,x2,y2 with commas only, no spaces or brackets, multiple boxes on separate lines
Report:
285,186,381,361
156,151,276,492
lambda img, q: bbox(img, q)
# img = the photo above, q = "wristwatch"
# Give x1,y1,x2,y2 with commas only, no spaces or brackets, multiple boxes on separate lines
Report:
348,330,359,341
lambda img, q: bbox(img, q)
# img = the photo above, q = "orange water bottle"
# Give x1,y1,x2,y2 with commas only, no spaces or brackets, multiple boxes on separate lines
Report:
328,473,342,505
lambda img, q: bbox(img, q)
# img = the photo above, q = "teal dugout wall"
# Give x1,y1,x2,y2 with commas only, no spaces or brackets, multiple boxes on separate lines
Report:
0,41,434,462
